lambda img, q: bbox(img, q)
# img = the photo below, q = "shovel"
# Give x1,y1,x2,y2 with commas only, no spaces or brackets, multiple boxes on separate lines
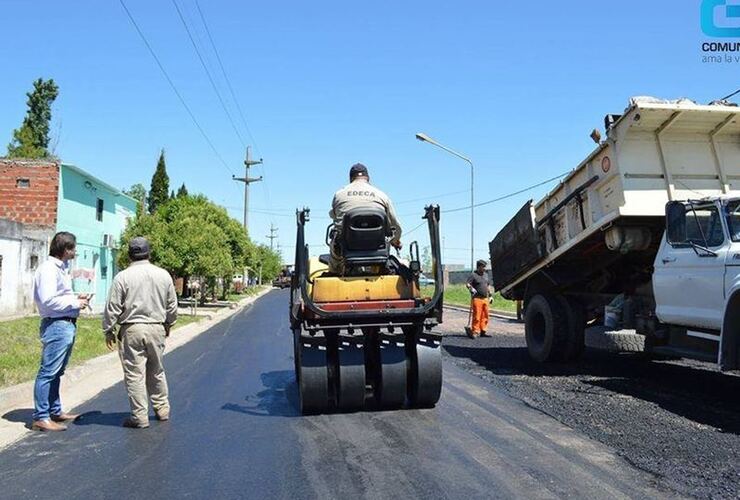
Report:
464,289,475,338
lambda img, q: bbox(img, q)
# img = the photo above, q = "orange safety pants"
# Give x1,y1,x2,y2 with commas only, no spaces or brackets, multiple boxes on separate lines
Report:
471,297,489,334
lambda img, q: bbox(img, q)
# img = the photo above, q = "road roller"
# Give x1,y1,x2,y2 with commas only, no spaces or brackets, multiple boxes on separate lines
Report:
290,205,444,414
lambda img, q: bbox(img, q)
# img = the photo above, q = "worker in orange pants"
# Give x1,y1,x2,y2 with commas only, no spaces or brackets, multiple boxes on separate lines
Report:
466,260,492,338
471,297,489,337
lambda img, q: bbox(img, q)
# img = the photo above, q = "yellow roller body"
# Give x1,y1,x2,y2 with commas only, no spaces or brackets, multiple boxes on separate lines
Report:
306,256,419,302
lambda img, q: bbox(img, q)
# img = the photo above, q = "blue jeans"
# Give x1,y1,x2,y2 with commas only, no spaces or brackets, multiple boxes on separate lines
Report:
33,318,76,421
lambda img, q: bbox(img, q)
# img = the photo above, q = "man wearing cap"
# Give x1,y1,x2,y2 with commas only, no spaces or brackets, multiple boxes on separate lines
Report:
103,237,177,429
466,259,492,338
31,231,90,432
329,163,403,272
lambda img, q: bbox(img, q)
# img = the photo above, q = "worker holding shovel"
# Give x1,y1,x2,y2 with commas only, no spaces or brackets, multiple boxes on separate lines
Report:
465,260,491,338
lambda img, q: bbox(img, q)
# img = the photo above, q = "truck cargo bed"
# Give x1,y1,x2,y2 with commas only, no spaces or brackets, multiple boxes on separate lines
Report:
491,99,740,298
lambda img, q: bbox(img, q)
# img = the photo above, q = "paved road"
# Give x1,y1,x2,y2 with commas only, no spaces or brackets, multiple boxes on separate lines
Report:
0,291,672,499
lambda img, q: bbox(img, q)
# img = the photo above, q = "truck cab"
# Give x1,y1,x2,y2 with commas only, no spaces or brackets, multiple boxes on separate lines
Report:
654,197,740,369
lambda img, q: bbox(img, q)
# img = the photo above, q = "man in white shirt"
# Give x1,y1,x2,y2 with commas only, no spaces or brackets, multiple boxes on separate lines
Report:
32,232,89,432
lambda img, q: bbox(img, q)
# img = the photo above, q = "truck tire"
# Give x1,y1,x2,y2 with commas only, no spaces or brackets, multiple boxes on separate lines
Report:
554,295,585,361
584,327,645,352
524,294,568,362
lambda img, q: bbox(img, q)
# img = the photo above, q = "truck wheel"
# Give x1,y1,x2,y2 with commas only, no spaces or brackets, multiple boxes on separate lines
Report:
524,294,568,362
554,296,585,361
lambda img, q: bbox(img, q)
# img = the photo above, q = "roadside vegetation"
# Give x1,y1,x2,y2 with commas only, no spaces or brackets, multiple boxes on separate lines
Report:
423,284,517,314
0,287,269,388
120,150,283,304
226,285,267,303
0,315,204,388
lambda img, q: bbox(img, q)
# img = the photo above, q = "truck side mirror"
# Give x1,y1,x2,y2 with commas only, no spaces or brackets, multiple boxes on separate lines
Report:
666,201,687,245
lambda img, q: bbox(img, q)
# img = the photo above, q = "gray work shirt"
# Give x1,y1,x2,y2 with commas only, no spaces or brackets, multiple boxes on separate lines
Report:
103,260,178,334
466,271,490,298
329,179,402,244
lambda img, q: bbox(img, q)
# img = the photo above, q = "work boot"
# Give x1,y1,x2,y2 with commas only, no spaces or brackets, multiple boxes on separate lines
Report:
51,412,80,423
480,331,490,337
155,409,170,421
31,419,67,432
122,417,149,429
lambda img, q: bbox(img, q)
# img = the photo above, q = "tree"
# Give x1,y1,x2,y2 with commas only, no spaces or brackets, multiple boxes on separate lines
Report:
148,149,170,213
176,183,188,198
6,78,59,158
123,183,147,215
422,246,432,272
253,244,282,282
119,194,254,301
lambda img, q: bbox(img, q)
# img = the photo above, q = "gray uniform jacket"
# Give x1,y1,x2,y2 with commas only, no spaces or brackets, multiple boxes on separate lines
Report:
329,179,402,244
103,260,178,335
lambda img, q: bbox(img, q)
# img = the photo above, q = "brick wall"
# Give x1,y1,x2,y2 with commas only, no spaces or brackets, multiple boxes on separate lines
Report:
0,159,59,228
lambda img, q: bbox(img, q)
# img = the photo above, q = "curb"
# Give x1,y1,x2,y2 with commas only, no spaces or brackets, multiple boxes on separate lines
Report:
0,287,272,451
444,303,520,321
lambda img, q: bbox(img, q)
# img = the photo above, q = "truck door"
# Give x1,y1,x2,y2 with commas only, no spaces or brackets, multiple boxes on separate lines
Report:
653,203,728,330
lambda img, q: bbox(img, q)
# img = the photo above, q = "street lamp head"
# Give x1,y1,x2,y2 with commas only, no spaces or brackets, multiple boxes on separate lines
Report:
415,132,431,143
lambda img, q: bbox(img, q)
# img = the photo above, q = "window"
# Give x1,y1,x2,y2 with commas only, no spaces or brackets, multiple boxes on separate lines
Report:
96,198,104,222
685,204,724,247
16,178,30,188
29,255,38,271
726,200,740,242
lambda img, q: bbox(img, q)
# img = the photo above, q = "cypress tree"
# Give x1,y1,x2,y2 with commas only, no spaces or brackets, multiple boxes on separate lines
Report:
7,78,59,158
176,183,189,198
148,149,170,213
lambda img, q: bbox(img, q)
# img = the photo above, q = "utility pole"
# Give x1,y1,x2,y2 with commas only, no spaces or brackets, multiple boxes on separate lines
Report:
232,146,262,233
266,224,278,250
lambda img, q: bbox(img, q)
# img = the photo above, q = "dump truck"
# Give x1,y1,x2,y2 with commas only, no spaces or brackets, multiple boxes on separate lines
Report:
290,205,444,414
490,97,740,370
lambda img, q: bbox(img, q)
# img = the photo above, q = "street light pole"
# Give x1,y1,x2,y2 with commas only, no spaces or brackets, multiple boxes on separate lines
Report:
415,133,475,270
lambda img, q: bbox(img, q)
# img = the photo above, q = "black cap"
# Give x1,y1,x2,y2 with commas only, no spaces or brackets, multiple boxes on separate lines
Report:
476,259,487,268
129,237,150,259
349,163,369,180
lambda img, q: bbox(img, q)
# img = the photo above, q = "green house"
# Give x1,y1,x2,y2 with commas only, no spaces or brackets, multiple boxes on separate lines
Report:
57,164,138,312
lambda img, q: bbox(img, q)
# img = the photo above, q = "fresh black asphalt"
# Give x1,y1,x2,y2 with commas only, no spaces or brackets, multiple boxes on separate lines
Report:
0,290,674,499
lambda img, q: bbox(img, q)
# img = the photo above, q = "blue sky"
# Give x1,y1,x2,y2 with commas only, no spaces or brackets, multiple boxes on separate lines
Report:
1,1,737,266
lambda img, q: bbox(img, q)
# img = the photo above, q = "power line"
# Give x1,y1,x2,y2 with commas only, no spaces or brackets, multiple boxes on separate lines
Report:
117,0,233,175
395,188,469,206
405,220,427,236
192,1,276,224
719,87,740,102
443,171,569,213
194,0,261,154
172,0,246,148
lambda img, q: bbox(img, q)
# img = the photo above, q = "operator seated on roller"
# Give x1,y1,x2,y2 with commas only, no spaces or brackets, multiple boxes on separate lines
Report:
328,163,403,274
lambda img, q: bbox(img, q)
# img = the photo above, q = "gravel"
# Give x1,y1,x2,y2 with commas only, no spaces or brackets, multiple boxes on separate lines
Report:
439,308,740,500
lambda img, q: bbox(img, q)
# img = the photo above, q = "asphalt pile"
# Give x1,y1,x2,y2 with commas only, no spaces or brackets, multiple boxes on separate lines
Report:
440,309,740,500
